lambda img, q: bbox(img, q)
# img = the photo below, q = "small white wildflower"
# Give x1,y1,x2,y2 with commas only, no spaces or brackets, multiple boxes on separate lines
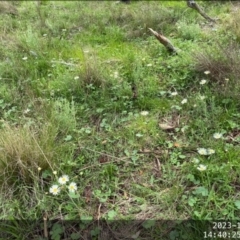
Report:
68,182,77,192
225,78,229,82
74,76,79,80
181,99,187,104
197,148,208,155
193,104,197,108
204,70,210,75
23,108,30,114
140,111,149,116
146,63,152,67
213,133,223,139
199,95,205,100
49,185,60,195
192,158,200,164
198,148,215,155
200,79,207,85
171,92,178,96
58,175,69,185
38,167,42,171
53,171,57,175
22,57,28,61
207,148,215,155
197,164,207,171
136,133,143,137
43,33,47,37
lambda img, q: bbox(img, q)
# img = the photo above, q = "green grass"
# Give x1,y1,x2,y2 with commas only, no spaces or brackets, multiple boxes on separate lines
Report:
1,1,240,239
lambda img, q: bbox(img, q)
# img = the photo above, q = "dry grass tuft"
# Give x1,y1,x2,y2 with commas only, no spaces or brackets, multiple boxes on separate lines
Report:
0,1,18,15
194,42,240,82
0,123,57,185
77,57,109,91
194,42,240,99
108,2,181,39
228,7,240,42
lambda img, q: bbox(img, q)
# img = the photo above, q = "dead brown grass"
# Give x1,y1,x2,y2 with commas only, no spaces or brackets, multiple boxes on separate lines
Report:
194,42,240,99
0,1,18,15
195,42,240,81
0,123,57,185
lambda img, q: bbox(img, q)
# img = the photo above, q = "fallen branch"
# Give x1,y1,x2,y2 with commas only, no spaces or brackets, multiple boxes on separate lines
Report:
148,28,178,54
187,0,216,23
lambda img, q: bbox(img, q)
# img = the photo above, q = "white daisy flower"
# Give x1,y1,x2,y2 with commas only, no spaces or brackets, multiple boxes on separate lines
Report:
213,133,223,139
197,148,208,155
204,70,210,75
68,182,77,192
53,171,57,175
181,99,187,104
140,111,149,116
58,175,69,185
207,148,215,155
200,79,207,85
171,92,178,96
197,164,207,171
49,185,60,195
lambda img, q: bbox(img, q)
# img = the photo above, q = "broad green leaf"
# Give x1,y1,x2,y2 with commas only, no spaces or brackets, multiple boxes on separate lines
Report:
234,200,240,209
64,135,72,141
107,210,117,220
188,197,197,207
71,232,81,240
142,220,155,229
68,192,80,199
193,186,208,196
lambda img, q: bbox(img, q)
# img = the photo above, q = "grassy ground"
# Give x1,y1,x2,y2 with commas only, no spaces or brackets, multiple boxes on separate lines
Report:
1,1,240,239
